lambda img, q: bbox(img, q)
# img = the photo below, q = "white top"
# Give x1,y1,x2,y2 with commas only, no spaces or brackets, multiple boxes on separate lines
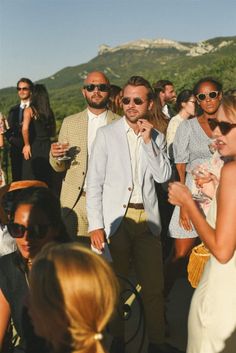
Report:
83,109,108,191
124,118,143,203
166,113,184,157
0,226,17,257
162,104,171,119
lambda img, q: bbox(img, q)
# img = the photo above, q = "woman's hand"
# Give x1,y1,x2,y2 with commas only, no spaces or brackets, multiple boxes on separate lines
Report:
168,182,193,231
179,205,192,231
195,173,219,199
168,182,192,206
22,145,31,160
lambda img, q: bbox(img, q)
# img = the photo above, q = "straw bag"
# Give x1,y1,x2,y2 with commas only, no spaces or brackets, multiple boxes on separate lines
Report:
187,243,210,288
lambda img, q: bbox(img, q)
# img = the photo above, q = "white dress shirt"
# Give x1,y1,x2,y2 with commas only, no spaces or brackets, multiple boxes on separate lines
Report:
83,109,108,191
124,118,143,204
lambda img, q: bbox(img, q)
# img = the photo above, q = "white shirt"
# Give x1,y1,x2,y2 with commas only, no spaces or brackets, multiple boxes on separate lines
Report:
124,118,143,204
83,109,108,191
162,104,171,119
20,101,30,109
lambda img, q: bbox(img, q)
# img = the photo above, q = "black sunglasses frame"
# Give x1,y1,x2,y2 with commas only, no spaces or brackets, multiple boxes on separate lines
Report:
83,84,110,92
7,222,52,239
121,97,146,105
208,119,236,136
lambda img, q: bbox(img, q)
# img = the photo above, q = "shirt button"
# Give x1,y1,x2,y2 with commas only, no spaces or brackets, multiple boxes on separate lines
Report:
128,187,132,191
82,172,85,175
123,204,127,208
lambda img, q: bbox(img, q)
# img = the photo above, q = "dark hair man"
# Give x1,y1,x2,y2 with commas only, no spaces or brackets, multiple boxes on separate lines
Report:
6,78,33,181
153,79,177,119
50,71,120,242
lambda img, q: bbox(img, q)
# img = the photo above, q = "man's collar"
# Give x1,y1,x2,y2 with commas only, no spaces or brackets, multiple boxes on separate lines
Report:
20,101,30,109
87,108,108,120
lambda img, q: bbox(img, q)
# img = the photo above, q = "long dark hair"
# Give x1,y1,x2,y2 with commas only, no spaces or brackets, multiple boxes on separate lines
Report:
30,84,56,137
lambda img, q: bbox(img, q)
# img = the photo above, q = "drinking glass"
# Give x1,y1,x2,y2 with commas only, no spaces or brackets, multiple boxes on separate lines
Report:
191,166,212,203
57,139,71,161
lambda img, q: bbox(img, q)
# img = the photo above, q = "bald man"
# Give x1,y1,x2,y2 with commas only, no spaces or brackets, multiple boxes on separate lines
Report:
50,71,120,241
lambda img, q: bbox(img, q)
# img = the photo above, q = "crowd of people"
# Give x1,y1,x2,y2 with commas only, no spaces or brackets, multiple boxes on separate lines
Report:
0,71,235,353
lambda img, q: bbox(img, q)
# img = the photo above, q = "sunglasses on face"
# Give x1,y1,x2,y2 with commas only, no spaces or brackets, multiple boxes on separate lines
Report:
7,222,52,239
208,118,236,135
17,87,30,91
121,97,146,105
196,91,219,101
83,84,110,92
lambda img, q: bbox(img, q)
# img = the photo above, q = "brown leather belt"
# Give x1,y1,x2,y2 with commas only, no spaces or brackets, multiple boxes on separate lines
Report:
81,191,86,197
128,203,144,209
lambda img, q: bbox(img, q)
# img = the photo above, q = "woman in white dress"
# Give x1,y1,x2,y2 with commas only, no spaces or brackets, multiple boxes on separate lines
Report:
168,93,236,353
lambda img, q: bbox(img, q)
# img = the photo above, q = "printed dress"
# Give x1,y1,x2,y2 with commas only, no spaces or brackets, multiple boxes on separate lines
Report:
169,118,219,239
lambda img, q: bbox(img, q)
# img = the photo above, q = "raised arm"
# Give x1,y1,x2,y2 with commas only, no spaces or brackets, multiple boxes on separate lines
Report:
168,163,236,263
22,107,32,160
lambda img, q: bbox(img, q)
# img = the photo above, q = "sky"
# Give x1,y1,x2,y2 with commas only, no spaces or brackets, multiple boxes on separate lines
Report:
0,0,236,89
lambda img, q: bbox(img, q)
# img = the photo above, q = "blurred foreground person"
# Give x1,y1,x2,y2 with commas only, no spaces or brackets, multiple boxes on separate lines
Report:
0,186,70,353
168,94,236,353
29,243,118,353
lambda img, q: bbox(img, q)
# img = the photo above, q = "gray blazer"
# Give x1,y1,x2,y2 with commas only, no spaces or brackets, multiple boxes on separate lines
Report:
86,117,172,239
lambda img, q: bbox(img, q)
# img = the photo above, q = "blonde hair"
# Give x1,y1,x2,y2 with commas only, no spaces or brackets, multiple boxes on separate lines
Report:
221,94,236,123
29,243,119,353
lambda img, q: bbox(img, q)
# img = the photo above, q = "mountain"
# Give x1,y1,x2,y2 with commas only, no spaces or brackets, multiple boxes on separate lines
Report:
0,35,235,122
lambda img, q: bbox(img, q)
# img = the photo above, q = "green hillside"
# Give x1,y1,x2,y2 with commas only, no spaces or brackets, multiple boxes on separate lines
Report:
0,35,236,125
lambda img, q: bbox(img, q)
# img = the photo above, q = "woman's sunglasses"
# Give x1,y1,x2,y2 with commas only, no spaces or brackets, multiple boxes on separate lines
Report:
196,91,219,101
7,222,52,239
208,118,236,135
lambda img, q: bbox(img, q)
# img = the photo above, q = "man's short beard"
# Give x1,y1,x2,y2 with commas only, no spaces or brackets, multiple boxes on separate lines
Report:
86,96,109,109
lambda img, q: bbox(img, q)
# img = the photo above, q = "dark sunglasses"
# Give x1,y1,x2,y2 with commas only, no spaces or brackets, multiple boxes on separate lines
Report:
7,222,52,239
83,84,110,92
122,97,146,105
208,118,236,135
196,91,219,101
17,87,30,91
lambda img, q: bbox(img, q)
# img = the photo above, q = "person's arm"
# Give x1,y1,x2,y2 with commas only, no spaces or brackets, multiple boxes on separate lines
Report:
168,163,236,263
0,134,3,148
0,289,11,349
22,108,32,160
175,162,193,231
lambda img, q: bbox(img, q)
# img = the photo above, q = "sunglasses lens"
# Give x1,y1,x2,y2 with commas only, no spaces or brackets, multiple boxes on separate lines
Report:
220,122,232,135
7,223,25,238
197,93,206,101
208,119,217,131
122,97,130,105
209,91,218,99
133,98,144,105
98,84,109,92
84,84,95,92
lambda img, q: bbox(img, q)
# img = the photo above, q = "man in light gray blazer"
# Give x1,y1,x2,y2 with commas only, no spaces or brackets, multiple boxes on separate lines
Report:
49,71,120,241
87,76,172,353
